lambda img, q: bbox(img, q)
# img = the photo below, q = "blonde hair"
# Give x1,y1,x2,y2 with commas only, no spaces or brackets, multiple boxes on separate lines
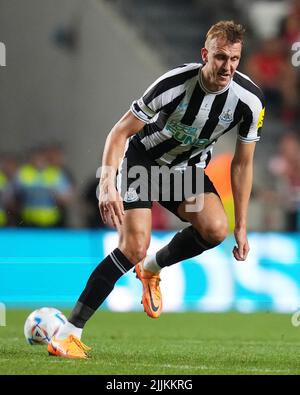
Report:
205,21,245,48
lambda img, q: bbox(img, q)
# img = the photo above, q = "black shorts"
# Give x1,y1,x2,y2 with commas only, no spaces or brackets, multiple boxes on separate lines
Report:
117,139,220,222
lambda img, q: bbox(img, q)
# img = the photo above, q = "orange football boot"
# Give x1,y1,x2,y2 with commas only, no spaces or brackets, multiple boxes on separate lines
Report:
134,259,162,319
48,335,91,359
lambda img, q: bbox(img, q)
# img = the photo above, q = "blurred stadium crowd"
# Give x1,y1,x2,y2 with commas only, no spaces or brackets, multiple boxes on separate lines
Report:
0,0,300,231
1,133,299,231
0,144,173,230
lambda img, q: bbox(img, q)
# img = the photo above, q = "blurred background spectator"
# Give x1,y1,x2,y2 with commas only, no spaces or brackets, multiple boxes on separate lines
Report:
0,153,19,226
205,153,235,232
244,37,298,122
44,142,76,226
82,177,107,228
280,0,300,46
11,146,73,228
268,132,300,231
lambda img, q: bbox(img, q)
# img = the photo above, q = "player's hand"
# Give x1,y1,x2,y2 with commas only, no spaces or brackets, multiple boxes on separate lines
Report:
233,226,249,261
98,181,124,228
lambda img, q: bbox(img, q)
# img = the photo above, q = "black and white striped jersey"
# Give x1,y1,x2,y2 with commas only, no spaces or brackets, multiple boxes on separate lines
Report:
130,63,265,169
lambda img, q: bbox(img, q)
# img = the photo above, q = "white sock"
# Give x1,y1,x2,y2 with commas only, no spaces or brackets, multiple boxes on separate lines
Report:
143,254,161,273
55,321,83,340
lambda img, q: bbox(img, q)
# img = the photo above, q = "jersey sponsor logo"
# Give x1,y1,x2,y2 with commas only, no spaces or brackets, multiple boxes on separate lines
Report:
166,120,198,137
166,120,210,148
123,188,139,203
256,107,265,129
219,109,233,123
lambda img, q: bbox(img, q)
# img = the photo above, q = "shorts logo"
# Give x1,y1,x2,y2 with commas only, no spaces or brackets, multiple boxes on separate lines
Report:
219,109,233,123
124,187,139,203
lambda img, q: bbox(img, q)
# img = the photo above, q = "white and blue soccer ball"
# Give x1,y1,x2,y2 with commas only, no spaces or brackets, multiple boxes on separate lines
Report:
24,307,67,345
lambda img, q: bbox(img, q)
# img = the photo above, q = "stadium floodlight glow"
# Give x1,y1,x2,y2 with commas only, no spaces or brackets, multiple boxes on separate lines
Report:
291,42,300,67
0,42,6,66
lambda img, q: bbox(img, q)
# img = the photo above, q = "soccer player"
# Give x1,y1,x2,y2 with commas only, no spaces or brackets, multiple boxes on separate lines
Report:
48,20,265,358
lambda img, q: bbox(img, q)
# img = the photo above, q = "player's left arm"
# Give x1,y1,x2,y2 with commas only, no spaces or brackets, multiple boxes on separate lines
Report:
231,140,256,261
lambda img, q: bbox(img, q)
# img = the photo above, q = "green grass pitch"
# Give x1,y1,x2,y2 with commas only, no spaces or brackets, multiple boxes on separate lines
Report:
1,310,300,375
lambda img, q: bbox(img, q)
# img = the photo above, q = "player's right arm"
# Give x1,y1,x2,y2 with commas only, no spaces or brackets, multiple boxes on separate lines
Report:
100,65,194,226
99,111,145,227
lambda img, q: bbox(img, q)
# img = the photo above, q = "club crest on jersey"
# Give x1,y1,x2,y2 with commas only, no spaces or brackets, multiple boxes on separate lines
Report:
124,188,139,203
219,109,233,123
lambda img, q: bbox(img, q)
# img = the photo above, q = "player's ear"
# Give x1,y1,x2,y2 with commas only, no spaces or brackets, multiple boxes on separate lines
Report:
201,47,208,63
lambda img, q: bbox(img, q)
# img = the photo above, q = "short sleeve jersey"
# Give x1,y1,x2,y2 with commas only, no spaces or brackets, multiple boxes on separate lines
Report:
130,63,265,169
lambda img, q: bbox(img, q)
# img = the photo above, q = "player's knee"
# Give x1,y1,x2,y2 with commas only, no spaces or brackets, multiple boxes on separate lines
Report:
201,219,228,244
119,235,148,264
122,245,147,264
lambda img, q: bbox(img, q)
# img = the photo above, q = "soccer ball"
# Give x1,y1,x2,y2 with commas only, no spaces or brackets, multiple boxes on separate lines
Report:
24,307,67,345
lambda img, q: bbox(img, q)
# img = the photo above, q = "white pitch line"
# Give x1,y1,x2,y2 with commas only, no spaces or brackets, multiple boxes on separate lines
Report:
86,360,294,374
